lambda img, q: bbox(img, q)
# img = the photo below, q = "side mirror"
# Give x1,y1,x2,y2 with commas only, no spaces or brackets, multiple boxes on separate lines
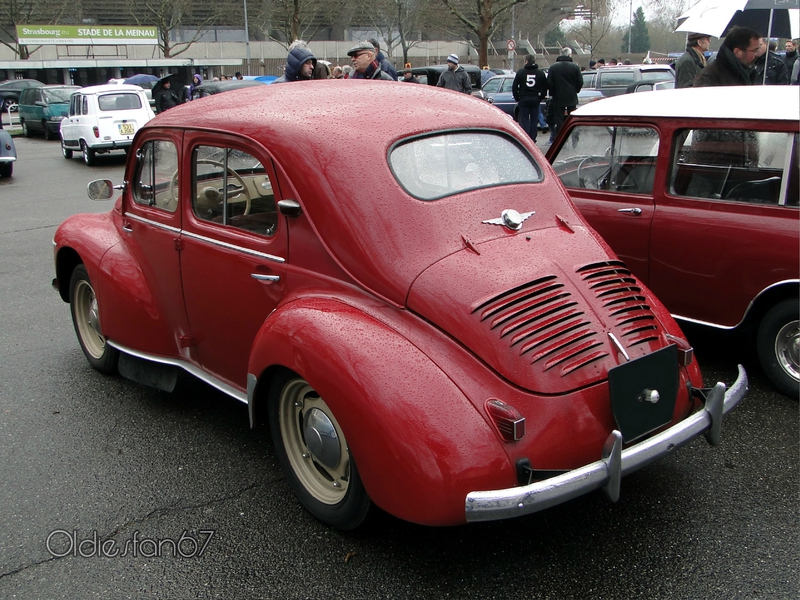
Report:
35,101,47,107
87,179,116,200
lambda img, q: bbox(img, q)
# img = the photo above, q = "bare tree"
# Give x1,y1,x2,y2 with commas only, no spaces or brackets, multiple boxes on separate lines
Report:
1,0,70,59
354,0,439,66
643,0,695,55
130,0,221,58
562,0,621,58
252,0,346,47
440,0,529,67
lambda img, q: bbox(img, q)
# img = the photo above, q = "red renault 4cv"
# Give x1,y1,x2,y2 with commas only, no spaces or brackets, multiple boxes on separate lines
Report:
52,82,746,529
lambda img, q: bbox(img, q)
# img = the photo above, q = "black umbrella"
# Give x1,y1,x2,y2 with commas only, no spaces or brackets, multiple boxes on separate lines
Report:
151,73,184,97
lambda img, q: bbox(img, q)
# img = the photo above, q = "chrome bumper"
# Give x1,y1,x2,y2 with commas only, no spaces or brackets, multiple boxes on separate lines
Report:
465,365,748,523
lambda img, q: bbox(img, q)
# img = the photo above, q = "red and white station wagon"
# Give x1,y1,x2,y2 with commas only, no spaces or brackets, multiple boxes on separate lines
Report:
53,82,746,529
547,87,798,398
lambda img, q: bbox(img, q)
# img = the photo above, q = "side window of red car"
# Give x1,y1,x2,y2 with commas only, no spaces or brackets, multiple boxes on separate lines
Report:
191,145,278,236
551,125,659,194
132,139,179,212
670,129,795,206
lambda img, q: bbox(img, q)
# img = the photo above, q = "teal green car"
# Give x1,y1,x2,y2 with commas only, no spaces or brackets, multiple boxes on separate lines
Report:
18,85,79,140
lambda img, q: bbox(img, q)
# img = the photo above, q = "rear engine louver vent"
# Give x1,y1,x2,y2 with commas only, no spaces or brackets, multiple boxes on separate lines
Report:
472,262,660,380
576,261,659,346
472,276,608,376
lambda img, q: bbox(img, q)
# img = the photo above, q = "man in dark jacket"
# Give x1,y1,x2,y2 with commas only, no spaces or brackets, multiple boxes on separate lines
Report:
546,47,582,142
347,41,395,80
675,33,710,88
369,38,398,81
512,55,547,142
694,27,761,87
154,80,182,113
274,44,317,83
784,40,798,75
437,54,472,93
754,38,789,84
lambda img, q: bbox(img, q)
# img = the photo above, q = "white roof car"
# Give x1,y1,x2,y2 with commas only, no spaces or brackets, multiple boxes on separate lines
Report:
573,85,798,121
60,84,155,166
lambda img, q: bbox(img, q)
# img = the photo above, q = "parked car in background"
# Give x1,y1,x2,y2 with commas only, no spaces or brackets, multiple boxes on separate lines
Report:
547,86,798,397
194,79,265,98
582,65,675,97
18,85,80,140
0,78,45,112
0,116,16,177
52,82,745,530
408,63,483,90
60,84,155,166
473,74,604,118
629,80,675,93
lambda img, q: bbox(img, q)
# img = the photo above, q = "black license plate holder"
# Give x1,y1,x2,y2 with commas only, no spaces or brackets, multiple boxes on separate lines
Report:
609,345,679,442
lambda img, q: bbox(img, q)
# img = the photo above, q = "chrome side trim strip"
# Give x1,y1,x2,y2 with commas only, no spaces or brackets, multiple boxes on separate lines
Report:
465,365,748,523
673,279,799,331
122,212,285,264
107,341,247,404
124,212,181,235
181,230,285,263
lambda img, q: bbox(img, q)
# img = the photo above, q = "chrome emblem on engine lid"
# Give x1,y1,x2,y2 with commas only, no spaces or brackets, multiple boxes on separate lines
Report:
483,209,535,231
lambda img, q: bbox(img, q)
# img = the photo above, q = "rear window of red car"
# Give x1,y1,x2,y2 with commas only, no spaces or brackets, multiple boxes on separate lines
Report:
389,131,543,201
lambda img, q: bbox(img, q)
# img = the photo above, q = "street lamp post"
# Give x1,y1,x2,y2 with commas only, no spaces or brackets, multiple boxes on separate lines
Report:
243,0,251,71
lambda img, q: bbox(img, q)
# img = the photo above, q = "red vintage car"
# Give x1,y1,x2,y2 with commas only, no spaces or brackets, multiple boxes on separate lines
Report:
546,86,798,398
53,81,746,529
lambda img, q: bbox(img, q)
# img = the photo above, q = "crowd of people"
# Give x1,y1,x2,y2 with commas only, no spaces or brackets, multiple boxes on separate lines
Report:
676,28,799,87
155,28,800,144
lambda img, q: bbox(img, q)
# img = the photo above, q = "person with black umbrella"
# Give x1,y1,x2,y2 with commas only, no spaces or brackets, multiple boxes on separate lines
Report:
153,75,183,113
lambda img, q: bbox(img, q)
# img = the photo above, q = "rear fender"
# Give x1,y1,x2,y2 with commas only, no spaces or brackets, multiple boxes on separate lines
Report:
248,297,515,526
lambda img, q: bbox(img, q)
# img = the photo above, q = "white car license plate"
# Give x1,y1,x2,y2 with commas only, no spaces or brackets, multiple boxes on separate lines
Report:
118,123,135,135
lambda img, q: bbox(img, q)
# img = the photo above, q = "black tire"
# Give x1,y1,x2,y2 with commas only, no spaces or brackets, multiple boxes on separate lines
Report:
0,162,11,178
44,122,54,140
757,299,799,398
69,265,118,374
21,119,30,137
268,372,371,530
62,142,73,159
81,141,96,166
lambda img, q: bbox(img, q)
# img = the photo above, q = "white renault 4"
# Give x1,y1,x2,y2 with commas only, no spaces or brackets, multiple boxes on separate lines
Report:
60,84,154,166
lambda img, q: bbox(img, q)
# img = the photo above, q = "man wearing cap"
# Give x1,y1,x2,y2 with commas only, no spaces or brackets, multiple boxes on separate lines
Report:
676,33,711,88
368,38,399,81
347,41,395,80
437,54,472,94
401,69,420,83
274,44,317,83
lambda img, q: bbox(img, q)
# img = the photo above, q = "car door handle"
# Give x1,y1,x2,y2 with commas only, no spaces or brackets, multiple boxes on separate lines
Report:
617,208,642,215
251,274,280,283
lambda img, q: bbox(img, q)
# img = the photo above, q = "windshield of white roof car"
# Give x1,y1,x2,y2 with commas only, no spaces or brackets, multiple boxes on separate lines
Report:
389,132,542,201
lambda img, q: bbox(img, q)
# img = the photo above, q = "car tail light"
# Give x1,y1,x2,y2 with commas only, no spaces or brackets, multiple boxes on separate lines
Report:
92,126,99,139
485,399,525,442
